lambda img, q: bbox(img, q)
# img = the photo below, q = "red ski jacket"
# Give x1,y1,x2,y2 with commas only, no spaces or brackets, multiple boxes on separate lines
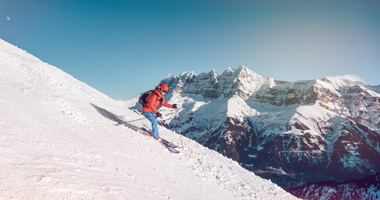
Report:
141,88,173,114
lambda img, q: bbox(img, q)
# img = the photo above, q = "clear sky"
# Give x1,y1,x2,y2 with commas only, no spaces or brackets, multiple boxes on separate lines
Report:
1,0,379,100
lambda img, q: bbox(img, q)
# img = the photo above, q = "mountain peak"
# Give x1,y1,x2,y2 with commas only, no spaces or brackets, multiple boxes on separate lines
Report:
322,75,367,88
221,67,235,77
236,65,261,80
179,71,196,82
237,65,250,73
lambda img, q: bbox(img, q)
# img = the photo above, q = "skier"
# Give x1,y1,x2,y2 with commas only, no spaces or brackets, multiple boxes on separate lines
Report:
141,83,177,140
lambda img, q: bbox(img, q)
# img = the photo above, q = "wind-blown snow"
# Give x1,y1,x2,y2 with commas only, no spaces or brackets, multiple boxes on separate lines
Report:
0,38,298,199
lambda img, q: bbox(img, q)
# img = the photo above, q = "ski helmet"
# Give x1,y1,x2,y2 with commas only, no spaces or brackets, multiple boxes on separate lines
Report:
159,83,169,92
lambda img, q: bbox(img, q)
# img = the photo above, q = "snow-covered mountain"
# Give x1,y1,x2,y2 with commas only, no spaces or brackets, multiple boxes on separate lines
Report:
0,38,299,199
129,65,380,193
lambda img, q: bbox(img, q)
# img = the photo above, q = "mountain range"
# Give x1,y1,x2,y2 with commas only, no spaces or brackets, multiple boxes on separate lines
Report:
129,65,380,192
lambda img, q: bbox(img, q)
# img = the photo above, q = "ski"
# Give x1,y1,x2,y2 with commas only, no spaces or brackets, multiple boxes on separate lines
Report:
115,122,180,153
161,138,178,148
159,139,180,154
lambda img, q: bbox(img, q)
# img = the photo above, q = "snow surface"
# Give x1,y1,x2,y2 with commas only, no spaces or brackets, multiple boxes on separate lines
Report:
0,38,299,199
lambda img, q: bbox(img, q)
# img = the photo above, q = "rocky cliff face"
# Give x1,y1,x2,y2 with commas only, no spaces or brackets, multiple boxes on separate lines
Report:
131,66,380,190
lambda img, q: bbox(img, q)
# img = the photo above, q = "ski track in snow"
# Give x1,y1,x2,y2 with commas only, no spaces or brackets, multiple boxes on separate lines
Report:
0,38,299,199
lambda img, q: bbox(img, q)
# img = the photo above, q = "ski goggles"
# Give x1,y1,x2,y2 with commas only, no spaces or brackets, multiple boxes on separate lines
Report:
159,88,168,94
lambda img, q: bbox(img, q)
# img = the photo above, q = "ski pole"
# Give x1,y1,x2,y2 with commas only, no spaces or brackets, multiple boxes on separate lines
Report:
175,109,184,148
115,116,154,125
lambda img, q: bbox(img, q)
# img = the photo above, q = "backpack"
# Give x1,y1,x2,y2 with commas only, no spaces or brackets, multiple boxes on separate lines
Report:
138,90,155,106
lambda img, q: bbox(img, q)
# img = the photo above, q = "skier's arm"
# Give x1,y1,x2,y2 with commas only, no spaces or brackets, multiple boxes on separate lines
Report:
161,99,173,108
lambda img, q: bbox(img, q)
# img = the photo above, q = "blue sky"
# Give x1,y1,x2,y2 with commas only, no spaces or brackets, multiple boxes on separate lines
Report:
1,0,380,100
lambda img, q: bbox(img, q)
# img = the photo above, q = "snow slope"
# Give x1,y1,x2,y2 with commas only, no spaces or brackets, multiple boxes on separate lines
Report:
0,38,298,199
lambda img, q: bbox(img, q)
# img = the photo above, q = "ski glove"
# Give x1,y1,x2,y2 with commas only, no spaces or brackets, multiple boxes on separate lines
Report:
156,112,162,118
173,104,177,109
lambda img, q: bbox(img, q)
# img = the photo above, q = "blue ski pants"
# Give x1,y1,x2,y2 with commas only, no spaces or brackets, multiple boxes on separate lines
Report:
142,111,159,138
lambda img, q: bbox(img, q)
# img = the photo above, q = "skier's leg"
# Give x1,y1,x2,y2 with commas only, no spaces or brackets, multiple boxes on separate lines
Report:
143,112,159,138
150,117,159,138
